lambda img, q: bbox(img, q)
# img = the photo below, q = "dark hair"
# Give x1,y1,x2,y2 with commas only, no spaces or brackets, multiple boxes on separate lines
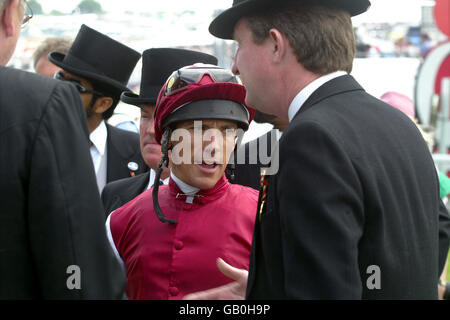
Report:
90,80,121,120
245,2,356,74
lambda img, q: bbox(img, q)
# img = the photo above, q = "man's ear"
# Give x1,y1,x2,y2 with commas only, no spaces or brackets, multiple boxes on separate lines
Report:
268,28,287,63
93,97,114,114
2,0,21,37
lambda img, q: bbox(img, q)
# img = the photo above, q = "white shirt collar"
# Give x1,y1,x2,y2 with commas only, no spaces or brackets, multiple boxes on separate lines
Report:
170,171,199,204
170,171,200,195
89,120,108,156
147,169,170,190
288,71,347,122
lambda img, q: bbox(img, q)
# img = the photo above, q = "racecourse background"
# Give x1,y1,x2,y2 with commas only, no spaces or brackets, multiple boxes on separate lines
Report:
242,57,421,143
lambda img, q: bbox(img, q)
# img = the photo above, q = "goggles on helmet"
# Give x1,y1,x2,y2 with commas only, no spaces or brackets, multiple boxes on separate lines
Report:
163,63,242,97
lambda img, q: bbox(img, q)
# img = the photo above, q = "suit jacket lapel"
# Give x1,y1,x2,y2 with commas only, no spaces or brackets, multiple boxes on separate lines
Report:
292,75,365,120
124,172,150,203
106,124,137,182
104,172,150,216
246,164,273,297
246,191,262,297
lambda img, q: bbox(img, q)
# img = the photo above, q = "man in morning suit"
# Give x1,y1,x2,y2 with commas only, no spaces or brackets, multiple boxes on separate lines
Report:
0,0,125,298
49,24,147,194
101,48,218,217
185,0,450,299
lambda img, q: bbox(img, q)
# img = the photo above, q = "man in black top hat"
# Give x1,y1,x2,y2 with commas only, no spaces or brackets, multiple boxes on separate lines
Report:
185,0,450,300
0,0,125,298
49,24,147,194
101,48,218,217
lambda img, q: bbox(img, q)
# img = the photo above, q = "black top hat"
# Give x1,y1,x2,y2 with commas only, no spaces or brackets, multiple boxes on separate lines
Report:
49,24,141,94
121,48,218,106
209,0,371,39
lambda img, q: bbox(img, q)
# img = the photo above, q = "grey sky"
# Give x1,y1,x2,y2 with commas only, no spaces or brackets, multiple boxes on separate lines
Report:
39,0,232,14
37,0,430,24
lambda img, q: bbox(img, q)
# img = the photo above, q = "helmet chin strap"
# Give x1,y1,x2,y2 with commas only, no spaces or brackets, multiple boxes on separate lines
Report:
153,128,178,224
225,144,237,181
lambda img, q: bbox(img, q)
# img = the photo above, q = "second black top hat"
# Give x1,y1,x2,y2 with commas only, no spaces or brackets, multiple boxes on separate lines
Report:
121,48,218,106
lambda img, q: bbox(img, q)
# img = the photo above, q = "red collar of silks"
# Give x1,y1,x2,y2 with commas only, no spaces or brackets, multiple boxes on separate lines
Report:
154,81,255,144
168,173,230,205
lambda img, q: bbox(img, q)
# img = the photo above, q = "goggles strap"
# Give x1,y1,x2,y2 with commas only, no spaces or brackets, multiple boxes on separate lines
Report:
153,129,177,224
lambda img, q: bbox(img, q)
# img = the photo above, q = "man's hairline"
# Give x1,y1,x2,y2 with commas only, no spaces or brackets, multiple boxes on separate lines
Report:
233,15,280,46
32,39,73,68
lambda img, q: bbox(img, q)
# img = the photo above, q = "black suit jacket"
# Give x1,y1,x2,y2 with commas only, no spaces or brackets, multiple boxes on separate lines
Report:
246,75,450,299
0,66,125,299
102,171,150,217
106,124,148,183
232,130,275,190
